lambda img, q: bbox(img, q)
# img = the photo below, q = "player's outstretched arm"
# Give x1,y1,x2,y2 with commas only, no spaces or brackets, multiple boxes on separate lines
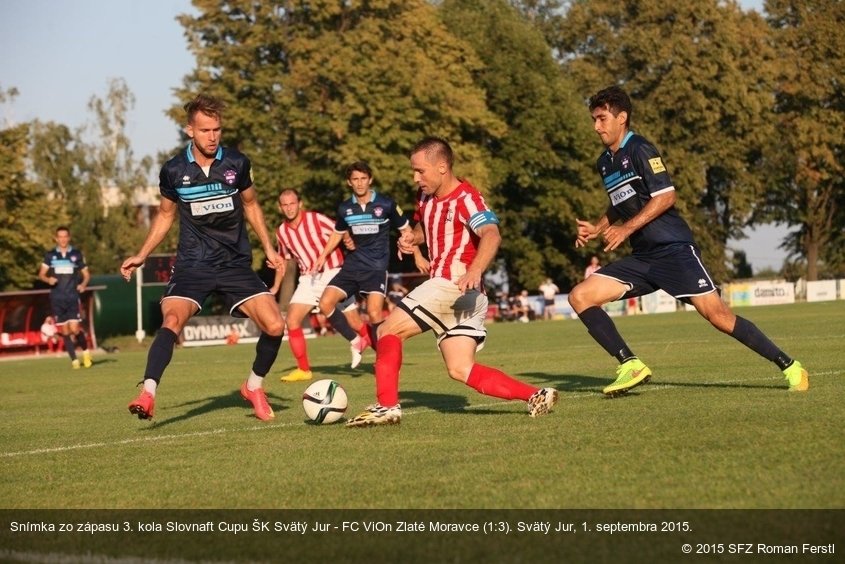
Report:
121,198,177,281
241,186,284,270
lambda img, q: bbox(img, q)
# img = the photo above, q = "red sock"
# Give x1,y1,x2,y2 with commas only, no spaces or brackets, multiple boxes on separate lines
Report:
358,324,371,347
465,364,538,401
374,334,402,406
287,328,310,371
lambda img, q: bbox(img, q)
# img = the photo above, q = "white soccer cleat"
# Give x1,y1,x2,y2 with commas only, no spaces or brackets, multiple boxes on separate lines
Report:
345,404,402,427
527,387,558,418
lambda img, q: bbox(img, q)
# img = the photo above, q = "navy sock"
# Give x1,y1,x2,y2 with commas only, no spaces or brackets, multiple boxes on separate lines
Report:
578,306,635,364
63,335,77,360
252,332,283,377
144,328,178,383
731,316,792,369
75,331,87,351
327,308,358,341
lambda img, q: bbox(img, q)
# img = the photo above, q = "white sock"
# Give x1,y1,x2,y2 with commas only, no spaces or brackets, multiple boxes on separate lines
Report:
143,379,158,396
247,371,263,391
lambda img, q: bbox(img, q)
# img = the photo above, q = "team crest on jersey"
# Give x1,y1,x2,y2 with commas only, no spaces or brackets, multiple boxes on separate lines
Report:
224,169,237,185
373,206,384,218
621,156,630,169
446,209,454,221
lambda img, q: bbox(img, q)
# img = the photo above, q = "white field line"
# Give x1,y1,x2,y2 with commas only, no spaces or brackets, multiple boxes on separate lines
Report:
2,371,838,460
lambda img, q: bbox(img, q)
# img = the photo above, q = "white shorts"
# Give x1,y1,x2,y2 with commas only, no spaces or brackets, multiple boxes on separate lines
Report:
290,267,341,306
399,277,488,350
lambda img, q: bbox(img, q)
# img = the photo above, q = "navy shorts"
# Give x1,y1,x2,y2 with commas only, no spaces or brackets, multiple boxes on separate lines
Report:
593,244,717,302
163,265,270,318
326,268,388,299
51,295,81,325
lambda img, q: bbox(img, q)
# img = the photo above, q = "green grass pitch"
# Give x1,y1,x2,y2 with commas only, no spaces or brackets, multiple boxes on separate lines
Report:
1,301,842,509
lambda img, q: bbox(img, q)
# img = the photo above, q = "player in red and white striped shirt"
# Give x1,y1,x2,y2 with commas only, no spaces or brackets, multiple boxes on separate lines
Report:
270,189,367,381
346,137,558,427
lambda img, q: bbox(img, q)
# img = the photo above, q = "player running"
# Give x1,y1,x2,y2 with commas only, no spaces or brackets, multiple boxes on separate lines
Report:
570,85,808,396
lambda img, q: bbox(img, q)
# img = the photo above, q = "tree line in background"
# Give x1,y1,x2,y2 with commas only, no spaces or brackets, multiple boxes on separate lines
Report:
1,0,842,294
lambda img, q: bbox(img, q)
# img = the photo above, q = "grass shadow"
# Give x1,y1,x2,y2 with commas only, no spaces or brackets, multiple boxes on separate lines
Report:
144,389,291,429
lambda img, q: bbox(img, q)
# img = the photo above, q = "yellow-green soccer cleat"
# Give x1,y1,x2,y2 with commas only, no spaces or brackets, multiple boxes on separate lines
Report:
603,358,652,397
71,359,81,370
82,350,92,368
783,360,809,392
280,368,313,383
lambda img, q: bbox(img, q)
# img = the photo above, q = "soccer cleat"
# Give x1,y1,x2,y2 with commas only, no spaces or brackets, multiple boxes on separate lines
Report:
345,404,401,427
603,358,652,397
240,381,275,421
527,387,559,418
128,391,155,420
71,359,81,370
280,368,313,383
783,360,809,392
82,350,92,368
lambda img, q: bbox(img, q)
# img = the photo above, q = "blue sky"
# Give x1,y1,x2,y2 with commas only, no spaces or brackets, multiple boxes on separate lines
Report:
1,0,783,270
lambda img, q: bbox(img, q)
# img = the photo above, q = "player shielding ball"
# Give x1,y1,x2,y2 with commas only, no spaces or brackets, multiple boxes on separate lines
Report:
345,137,558,427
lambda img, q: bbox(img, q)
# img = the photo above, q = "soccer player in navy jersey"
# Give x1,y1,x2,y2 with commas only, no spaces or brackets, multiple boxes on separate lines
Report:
38,226,92,369
569,86,808,396
120,93,286,421
311,161,412,368
345,137,558,426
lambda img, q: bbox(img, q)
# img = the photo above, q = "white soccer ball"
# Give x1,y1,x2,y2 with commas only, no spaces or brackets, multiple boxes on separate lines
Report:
302,379,348,424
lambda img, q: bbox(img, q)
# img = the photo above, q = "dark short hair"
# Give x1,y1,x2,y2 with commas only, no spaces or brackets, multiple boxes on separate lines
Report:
589,86,632,127
409,136,453,169
345,160,373,179
55,226,70,235
184,94,225,123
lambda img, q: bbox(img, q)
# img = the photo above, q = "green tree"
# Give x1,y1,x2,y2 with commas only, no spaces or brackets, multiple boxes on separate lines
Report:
174,0,504,261
762,0,845,281
559,0,778,282
441,0,599,291
0,121,65,290
28,79,151,276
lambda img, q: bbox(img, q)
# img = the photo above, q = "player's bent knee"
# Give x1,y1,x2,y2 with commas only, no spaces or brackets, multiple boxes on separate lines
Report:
446,366,470,382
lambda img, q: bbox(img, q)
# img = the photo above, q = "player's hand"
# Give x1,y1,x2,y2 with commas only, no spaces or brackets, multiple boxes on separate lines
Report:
414,254,430,274
120,256,145,282
342,233,356,251
575,219,598,248
398,231,416,255
307,256,327,275
457,268,483,294
265,249,286,271
76,284,87,293
602,224,632,252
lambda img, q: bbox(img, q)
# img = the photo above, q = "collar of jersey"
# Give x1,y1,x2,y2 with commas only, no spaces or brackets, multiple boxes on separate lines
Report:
351,190,376,206
605,131,635,158
185,142,223,163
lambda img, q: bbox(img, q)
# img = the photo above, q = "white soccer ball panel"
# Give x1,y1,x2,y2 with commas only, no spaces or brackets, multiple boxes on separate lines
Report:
302,379,348,424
